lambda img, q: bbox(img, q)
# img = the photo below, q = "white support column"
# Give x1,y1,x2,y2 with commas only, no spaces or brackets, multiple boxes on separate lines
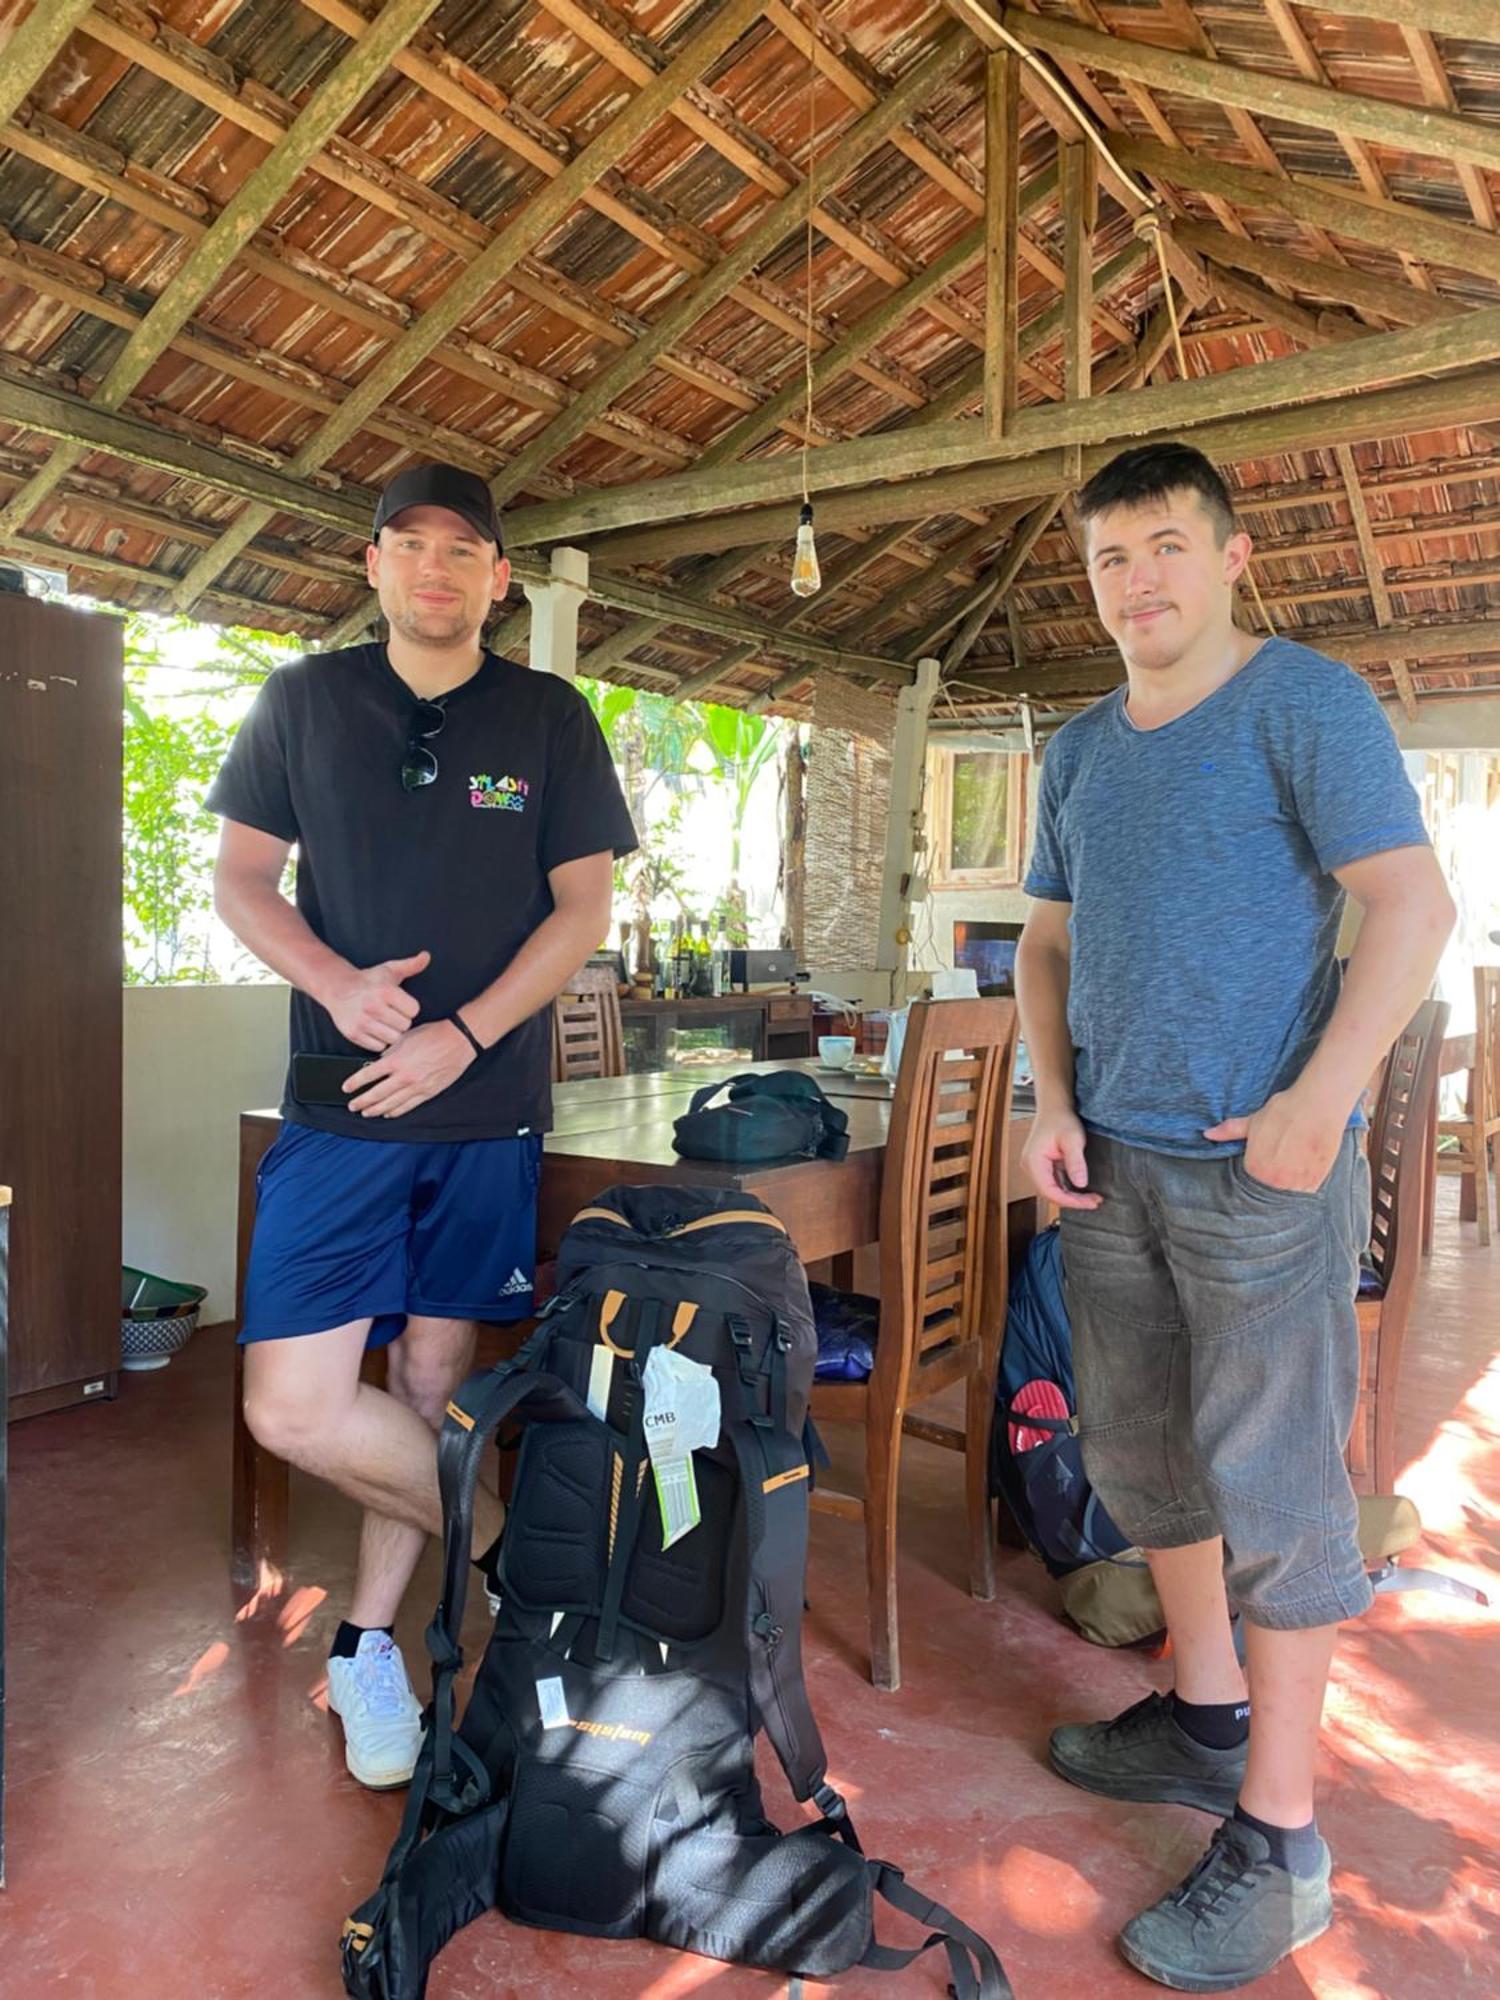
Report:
523,544,589,681
875,654,941,975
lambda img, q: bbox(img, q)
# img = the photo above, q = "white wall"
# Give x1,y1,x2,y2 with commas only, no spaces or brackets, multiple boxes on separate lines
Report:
123,984,286,1324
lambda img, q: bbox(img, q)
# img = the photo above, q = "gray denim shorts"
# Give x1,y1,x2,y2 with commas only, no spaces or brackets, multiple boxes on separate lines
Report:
1058,1130,1374,1631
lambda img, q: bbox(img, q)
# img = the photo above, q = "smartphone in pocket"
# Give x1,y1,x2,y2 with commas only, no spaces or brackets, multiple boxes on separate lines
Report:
290,1052,375,1107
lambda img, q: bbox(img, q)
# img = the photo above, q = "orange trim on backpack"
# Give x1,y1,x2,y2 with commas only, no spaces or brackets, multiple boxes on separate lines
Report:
669,1210,788,1238
763,1464,810,1494
669,1301,698,1347
599,1289,630,1356
445,1401,476,1431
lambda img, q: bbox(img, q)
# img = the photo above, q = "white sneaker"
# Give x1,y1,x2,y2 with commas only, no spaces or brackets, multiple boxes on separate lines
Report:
325,1631,423,1790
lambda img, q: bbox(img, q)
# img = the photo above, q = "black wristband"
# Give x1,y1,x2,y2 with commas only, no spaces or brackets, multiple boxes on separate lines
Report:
449,1010,486,1059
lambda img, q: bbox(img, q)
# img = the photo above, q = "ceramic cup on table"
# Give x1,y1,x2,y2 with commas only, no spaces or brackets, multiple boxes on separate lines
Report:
817,1035,856,1069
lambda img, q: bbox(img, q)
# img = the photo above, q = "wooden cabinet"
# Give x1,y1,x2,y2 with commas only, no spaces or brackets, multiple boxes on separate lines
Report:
764,994,814,1063
0,595,122,1420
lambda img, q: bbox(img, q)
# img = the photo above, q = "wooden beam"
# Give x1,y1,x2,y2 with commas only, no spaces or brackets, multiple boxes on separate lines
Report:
510,303,1500,545
1113,137,1500,293
0,107,715,481
698,217,988,474
1253,0,1435,303
1401,26,1496,234
0,0,446,542
570,239,1149,693
0,0,96,127
0,371,374,535
572,365,1500,565
1202,264,1364,348
984,50,1020,439
579,571,912,684
968,617,1500,699
1002,10,1500,176
1172,222,1459,330
0,235,541,483
0,524,335,633
487,26,971,511
1336,444,1419,720
1061,137,1094,489
1294,0,1495,40
0,367,916,677
938,496,1063,672
166,0,771,612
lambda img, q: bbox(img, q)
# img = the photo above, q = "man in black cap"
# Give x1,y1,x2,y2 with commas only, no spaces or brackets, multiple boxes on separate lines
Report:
208,463,636,1790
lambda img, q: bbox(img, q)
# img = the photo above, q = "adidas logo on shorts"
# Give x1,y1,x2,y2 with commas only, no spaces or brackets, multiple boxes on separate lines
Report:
498,1268,531,1297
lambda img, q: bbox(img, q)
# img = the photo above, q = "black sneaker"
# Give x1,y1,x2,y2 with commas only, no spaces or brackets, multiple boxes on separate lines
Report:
1118,1817,1333,1992
1049,1692,1246,1816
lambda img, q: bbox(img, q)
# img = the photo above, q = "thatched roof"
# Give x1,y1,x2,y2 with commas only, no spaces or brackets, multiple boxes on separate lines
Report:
1,0,1499,718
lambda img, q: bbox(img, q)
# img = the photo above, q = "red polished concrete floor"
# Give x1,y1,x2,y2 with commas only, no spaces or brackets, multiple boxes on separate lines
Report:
2,1182,1497,1999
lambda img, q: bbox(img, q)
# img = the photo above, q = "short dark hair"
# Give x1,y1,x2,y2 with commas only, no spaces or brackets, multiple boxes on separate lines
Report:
1074,442,1237,546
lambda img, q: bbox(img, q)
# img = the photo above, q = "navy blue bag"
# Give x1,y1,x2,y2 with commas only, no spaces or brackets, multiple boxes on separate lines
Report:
989,1226,1134,1576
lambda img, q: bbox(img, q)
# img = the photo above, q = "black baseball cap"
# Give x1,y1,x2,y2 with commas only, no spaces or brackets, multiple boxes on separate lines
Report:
372,462,503,552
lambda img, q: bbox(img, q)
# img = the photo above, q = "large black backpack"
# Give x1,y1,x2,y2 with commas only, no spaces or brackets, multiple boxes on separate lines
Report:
341,1184,1012,1999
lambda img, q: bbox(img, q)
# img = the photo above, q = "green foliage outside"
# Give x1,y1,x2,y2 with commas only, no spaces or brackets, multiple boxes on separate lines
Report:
116,614,788,986
949,750,1011,874
578,678,785,960
121,614,298,984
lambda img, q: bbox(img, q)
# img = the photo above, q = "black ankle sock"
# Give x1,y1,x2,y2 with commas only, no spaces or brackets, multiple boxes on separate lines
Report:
329,1619,392,1661
1170,1692,1251,1750
1234,1804,1323,1878
472,1531,504,1586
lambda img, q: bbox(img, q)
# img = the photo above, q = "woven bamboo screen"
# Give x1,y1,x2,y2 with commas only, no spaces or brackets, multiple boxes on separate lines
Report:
802,673,896,971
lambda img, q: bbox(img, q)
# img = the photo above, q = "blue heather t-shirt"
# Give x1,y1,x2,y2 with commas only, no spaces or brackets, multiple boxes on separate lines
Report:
1024,638,1429,1156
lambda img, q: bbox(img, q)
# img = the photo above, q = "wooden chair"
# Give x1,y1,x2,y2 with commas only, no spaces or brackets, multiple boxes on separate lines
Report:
1435,966,1500,1246
551,965,625,1082
1349,998,1449,1497
809,997,1019,1690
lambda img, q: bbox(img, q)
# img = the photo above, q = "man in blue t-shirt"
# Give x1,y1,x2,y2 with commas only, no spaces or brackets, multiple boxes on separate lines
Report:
1016,442,1453,1991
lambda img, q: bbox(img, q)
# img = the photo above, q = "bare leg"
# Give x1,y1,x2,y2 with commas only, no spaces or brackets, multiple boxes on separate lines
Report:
347,1317,481,1631
1144,1538,1248,1706
1238,1621,1339,1826
242,1320,504,1570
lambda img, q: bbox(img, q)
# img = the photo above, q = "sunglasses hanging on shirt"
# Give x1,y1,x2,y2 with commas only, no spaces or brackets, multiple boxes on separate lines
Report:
401,697,447,791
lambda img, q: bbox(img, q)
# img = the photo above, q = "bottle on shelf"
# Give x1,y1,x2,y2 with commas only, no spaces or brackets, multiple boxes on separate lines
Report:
710,922,728,997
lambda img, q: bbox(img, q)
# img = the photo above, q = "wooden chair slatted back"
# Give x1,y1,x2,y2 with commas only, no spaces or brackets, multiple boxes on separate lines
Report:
1367,999,1448,1301
551,965,625,1082
1352,998,1448,1493
874,999,1019,1388
1476,965,1500,1134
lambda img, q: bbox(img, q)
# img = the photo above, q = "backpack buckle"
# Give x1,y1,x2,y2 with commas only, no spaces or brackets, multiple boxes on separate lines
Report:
813,1782,847,1822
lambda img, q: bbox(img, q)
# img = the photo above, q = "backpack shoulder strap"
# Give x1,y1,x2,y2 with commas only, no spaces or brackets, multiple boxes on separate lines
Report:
726,1416,854,1837
428,1361,590,1808
861,1861,1015,2000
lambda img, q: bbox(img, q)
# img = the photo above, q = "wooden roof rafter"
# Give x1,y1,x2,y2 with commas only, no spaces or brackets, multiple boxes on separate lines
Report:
0,0,1494,718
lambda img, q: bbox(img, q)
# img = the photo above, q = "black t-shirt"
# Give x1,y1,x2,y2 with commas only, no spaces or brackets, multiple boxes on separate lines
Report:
206,644,637,1142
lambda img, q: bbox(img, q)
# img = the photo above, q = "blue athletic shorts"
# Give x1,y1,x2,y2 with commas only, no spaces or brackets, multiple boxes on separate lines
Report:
240,1122,543,1348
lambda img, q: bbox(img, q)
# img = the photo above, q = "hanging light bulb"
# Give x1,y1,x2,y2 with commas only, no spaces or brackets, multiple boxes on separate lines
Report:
790,500,821,598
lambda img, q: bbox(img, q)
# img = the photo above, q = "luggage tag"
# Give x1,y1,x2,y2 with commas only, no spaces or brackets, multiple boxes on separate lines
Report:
641,1347,721,1548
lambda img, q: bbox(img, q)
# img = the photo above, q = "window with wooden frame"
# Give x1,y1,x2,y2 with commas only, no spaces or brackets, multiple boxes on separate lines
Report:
926,747,1026,889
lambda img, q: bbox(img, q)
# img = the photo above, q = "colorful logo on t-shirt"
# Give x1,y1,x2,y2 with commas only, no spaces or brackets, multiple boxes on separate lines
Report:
470,772,529,811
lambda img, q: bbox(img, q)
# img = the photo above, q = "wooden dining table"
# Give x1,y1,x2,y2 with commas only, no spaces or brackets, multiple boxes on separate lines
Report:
228,1059,1038,1589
